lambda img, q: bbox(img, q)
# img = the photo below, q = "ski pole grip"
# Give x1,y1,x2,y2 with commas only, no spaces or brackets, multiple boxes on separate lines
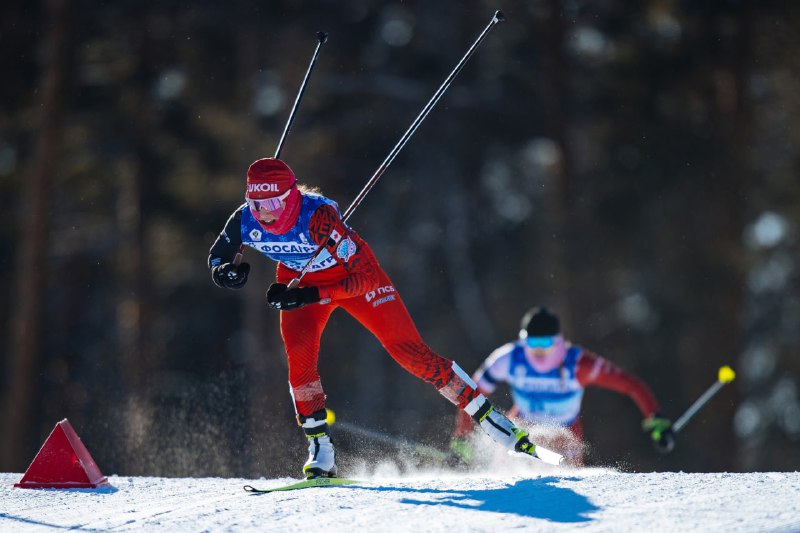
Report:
226,246,245,279
229,245,244,276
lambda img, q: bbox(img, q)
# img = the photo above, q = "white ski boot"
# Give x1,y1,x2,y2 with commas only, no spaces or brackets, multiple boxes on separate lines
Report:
464,394,537,456
299,410,337,479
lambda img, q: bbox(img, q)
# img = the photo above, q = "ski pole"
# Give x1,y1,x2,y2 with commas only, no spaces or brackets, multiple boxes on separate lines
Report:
327,409,564,466
673,365,736,433
287,10,505,289
275,31,328,160
232,31,329,268
330,416,450,462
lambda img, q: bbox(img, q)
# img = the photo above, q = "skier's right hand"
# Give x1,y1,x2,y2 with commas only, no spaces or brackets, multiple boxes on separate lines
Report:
266,282,320,311
211,262,250,290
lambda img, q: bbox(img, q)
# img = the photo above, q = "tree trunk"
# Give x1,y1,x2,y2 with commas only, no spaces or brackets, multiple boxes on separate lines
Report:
1,0,72,471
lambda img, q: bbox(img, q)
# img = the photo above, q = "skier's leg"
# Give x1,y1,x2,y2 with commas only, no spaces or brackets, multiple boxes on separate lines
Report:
338,276,473,404
280,302,335,415
339,272,534,454
279,302,338,477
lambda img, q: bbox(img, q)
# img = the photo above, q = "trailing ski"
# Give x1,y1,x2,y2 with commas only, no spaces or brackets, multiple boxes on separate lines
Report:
243,477,361,493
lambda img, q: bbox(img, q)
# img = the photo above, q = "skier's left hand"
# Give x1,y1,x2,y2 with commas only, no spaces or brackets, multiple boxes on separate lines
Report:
266,283,320,311
642,413,675,454
449,437,474,465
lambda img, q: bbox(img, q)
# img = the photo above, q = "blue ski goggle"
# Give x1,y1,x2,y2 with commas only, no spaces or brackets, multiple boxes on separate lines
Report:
524,336,556,349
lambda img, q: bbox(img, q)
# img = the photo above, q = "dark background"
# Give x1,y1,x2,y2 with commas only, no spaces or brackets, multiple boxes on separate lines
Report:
2,0,798,478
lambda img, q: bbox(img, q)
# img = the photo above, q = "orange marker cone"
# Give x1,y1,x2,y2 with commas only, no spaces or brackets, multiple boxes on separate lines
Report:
14,418,108,489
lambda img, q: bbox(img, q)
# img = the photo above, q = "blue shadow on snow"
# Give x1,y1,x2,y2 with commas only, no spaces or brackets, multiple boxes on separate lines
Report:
359,476,598,523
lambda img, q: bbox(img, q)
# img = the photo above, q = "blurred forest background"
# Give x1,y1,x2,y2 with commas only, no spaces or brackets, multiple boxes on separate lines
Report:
2,0,799,478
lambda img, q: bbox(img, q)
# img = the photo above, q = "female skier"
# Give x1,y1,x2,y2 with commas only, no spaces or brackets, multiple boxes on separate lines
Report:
451,307,675,466
209,157,540,478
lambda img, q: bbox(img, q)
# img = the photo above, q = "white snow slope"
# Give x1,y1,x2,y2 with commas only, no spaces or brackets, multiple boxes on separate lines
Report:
2,465,799,533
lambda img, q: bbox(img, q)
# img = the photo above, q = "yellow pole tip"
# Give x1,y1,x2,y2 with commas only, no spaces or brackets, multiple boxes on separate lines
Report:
718,366,736,383
325,409,336,425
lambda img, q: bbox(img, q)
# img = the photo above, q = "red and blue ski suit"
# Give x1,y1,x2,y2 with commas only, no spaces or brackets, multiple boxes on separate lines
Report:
455,340,661,442
209,192,479,418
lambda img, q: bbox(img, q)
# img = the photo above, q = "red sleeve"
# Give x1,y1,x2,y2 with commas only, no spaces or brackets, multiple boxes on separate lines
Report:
307,204,380,300
575,350,661,417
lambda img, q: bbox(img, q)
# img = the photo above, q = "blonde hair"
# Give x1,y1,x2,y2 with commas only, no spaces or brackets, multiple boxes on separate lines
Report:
298,183,322,195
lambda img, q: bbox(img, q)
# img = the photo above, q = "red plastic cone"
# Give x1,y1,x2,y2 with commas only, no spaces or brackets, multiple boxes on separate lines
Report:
14,418,109,489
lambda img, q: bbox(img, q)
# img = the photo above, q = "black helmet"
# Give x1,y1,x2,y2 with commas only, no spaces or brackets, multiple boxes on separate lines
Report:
520,307,560,338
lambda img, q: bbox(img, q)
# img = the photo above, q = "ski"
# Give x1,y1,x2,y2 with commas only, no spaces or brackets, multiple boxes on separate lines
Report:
528,444,565,466
243,477,361,493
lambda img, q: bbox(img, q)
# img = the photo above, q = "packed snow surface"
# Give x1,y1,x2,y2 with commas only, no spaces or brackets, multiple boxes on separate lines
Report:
2,466,799,532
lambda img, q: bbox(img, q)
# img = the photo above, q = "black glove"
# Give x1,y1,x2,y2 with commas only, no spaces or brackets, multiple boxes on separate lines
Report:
266,283,320,311
642,413,676,454
211,262,250,290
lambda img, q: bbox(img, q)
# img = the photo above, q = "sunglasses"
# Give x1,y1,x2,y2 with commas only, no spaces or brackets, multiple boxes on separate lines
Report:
247,188,292,213
524,336,556,349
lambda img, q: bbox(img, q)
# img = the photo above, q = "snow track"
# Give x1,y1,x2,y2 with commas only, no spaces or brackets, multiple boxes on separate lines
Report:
2,471,799,532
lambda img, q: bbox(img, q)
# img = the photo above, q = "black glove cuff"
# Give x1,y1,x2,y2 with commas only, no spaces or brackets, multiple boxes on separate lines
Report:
303,286,321,304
